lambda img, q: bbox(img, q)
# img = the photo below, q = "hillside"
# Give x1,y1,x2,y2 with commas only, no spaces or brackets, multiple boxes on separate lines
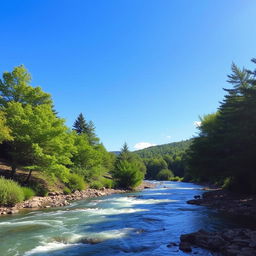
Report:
134,139,193,159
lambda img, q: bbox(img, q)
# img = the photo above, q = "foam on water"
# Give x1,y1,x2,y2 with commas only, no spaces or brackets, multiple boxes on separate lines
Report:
24,242,78,256
0,219,63,227
71,207,149,215
106,197,177,207
25,228,135,256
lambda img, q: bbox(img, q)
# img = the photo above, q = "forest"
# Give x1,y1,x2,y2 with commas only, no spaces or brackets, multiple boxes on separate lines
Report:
135,140,191,181
0,58,256,207
186,59,256,194
0,66,146,206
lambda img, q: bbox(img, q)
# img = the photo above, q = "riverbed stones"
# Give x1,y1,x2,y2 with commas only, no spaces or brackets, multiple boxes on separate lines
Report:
0,188,127,215
180,228,256,255
187,189,256,218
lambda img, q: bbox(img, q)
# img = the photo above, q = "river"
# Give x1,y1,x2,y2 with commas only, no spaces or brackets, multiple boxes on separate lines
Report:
0,181,248,256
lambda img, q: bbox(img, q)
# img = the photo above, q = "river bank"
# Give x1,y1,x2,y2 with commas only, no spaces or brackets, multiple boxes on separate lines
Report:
178,188,256,255
0,181,155,215
187,189,256,218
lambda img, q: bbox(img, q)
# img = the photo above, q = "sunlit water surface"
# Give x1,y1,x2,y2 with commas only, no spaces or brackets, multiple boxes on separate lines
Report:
0,181,249,256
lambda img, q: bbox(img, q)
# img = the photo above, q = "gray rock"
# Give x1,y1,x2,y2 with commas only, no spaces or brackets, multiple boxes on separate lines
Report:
179,242,192,252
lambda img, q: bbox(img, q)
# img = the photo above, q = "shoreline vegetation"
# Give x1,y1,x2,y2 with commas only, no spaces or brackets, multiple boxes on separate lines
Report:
0,180,155,216
0,66,152,209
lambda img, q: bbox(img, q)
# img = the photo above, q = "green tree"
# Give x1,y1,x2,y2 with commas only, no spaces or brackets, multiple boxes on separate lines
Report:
4,102,75,180
113,160,144,189
0,111,12,143
73,113,99,145
156,169,174,181
187,59,256,193
113,143,145,189
73,113,87,135
0,65,52,107
145,158,168,179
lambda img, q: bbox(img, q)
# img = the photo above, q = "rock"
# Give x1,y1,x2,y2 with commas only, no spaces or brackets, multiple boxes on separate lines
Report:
179,242,192,252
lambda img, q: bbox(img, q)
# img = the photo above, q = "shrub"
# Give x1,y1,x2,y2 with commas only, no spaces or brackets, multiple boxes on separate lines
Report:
113,160,144,189
22,187,35,200
63,187,71,195
66,173,86,191
32,184,49,196
90,180,103,189
156,169,174,181
101,178,113,188
0,177,24,206
170,176,184,182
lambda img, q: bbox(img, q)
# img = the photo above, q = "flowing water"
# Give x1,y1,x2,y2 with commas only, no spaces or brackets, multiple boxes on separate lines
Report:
0,181,248,256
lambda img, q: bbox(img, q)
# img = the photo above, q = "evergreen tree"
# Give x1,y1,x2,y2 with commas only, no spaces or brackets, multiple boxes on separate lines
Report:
73,114,99,145
187,59,256,193
73,113,87,135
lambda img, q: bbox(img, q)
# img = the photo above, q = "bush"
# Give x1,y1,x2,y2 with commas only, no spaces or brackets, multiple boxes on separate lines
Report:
0,177,24,206
170,176,184,182
156,169,174,181
63,187,71,195
113,160,144,189
66,173,86,191
22,187,35,200
32,184,49,196
101,178,113,188
90,180,103,189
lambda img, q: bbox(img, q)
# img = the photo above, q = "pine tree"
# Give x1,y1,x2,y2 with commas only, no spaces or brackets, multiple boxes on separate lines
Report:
73,113,87,135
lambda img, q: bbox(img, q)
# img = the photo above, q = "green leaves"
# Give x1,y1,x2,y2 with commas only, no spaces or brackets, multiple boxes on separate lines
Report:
187,59,256,193
0,65,52,107
0,111,12,143
113,143,145,189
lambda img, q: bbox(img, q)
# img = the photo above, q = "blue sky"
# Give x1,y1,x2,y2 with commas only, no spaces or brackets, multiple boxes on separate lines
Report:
1,0,256,151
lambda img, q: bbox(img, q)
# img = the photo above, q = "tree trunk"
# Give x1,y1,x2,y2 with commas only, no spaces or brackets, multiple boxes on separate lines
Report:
25,169,33,183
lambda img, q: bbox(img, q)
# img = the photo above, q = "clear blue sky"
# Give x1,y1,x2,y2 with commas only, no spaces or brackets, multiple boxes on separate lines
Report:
1,0,256,151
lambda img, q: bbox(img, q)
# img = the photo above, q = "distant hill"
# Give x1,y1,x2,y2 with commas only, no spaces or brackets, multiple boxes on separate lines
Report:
134,139,193,158
110,151,121,156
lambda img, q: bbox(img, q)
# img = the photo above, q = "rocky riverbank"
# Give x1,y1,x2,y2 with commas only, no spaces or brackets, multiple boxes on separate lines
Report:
0,181,156,215
179,228,256,255
0,188,126,215
178,189,256,255
187,189,256,218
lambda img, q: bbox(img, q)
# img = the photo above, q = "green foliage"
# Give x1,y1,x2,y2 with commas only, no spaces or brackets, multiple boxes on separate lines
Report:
73,113,87,135
113,160,144,189
90,180,104,189
187,59,256,193
135,140,191,179
0,111,12,143
145,158,168,179
66,173,86,192
101,177,113,188
0,65,52,107
170,176,184,182
156,169,174,181
63,187,71,195
73,113,99,145
32,184,49,196
135,140,192,158
3,101,75,178
0,177,24,206
21,187,35,200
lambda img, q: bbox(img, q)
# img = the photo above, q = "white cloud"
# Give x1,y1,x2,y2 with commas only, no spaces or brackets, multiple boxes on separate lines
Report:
193,121,202,127
166,135,171,139
134,142,157,150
